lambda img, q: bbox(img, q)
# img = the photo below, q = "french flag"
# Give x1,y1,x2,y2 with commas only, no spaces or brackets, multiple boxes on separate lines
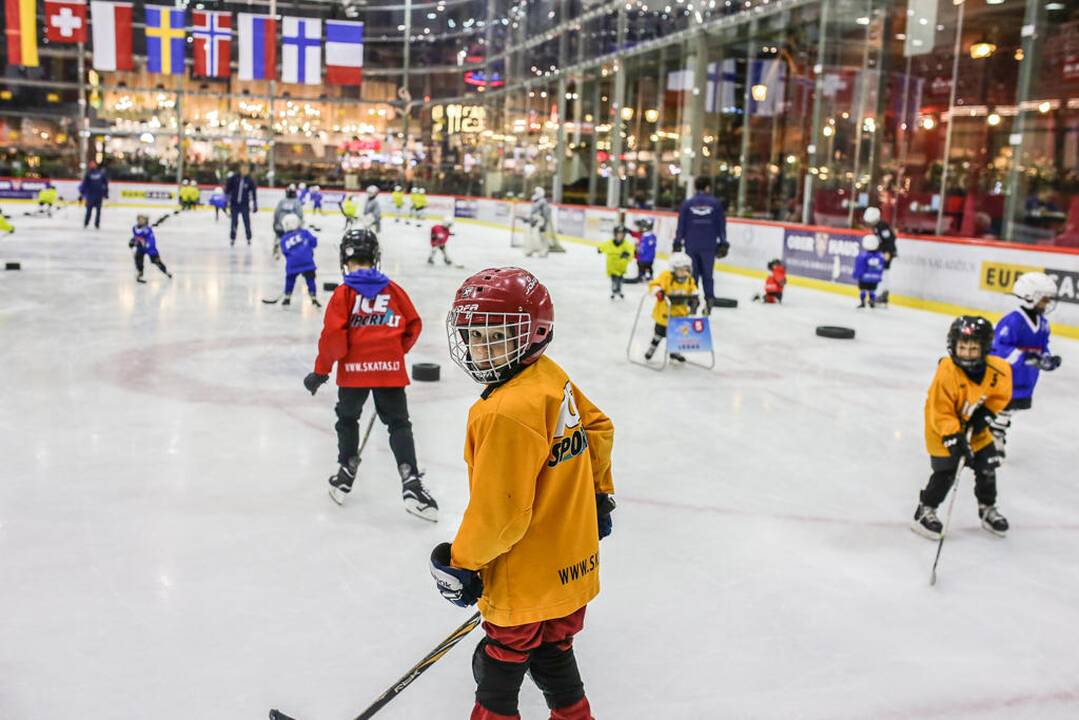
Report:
90,1,133,72
325,20,363,86
238,13,276,81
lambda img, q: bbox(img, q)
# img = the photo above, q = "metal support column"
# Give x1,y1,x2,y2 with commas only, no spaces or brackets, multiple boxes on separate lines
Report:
737,20,758,215
77,41,88,172
554,76,567,204
606,5,629,208
935,0,965,236
802,0,830,225
175,79,185,186
650,46,666,207
267,0,277,186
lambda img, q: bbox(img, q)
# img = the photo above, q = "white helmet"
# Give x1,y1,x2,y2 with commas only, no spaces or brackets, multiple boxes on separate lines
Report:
861,234,880,251
281,213,302,232
181,179,190,185
394,185,403,191
532,187,546,200
863,207,881,225
443,215,455,226
366,185,379,196
311,185,320,192
299,182,307,189
669,252,693,271
420,188,427,194
1012,272,1057,313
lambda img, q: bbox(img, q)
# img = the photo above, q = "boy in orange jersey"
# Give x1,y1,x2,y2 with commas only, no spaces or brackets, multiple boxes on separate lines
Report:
912,316,1012,540
429,267,616,720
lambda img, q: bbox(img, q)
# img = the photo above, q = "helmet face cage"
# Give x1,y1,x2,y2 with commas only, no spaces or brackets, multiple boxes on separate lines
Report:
446,308,533,384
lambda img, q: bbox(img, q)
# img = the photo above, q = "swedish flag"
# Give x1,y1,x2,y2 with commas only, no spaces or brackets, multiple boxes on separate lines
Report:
145,6,186,75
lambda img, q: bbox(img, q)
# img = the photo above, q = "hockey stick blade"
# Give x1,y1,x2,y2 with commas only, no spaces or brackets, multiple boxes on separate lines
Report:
352,611,481,720
261,297,282,304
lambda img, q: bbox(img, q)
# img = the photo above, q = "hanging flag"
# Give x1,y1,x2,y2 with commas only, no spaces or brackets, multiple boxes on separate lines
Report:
144,6,186,75
45,0,88,44
238,13,276,81
4,0,39,66
192,10,231,78
281,16,321,85
325,20,363,86
91,1,133,71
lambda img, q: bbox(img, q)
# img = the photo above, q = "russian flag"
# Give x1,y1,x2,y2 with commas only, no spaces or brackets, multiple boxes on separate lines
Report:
90,1,134,72
325,20,364,86
5,0,40,66
238,13,276,81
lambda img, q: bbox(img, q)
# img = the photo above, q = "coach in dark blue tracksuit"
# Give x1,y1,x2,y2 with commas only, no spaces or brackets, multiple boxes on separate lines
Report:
78,162,109,229
674,176,729,314
225,166,258,245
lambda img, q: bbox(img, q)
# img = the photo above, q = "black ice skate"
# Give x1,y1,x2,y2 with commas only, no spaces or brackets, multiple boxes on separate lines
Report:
644,343,659,361
878,290,890,306
911,503,943,540
310,296,321,308
400,465,438,522
328,456,359,506
136,272,146,284
857,299,867,308
669,353,687,363
282,296,291,307
979,504,1009,537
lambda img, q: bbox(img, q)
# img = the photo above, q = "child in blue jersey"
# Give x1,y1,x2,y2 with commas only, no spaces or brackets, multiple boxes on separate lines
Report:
853,234,886,308
989,272,1062,458
630,217,658,281
129,214,172,283
209,186,228,222
278,213,321,308
309,185,323,213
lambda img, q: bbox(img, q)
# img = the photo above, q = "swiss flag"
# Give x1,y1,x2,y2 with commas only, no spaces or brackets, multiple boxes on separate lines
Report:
45,0,88,43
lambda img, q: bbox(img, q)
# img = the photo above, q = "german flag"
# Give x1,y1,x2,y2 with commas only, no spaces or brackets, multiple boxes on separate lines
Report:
5,0,40,66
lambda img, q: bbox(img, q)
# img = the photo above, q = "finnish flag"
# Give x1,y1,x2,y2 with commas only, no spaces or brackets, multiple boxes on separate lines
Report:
282,17,322,85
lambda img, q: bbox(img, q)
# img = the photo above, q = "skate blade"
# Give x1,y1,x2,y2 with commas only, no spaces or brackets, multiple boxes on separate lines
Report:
328,486,348,506
404,500,438,523
910,522,942,541
980,521,1007,538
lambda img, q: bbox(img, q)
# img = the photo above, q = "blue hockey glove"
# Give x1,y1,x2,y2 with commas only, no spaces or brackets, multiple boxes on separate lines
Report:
1039,353,1062,371
596,494,616,540
429,542,483,608
303,372,329,395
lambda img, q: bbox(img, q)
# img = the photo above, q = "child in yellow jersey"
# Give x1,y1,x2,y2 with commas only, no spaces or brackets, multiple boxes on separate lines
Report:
391,185,404,222
912,316,1013,540
644,251,698,362
431,267,615,720
596,225,634,299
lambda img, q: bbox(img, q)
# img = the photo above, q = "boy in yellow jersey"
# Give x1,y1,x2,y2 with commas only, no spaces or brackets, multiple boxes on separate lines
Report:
391,184,405,222
596,225,634,299
430,267,615,720
644,251,698,362
913,316,1013,539
37,182,59,216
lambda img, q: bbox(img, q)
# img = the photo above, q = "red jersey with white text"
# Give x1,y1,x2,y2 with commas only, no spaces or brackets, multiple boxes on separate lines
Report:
313,275,421,387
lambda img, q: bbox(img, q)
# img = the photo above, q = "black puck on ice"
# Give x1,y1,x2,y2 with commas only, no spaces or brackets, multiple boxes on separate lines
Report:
711,297,738,308
816,325,856,340
323,281,339,292
4,262,20,270
412,362,441,382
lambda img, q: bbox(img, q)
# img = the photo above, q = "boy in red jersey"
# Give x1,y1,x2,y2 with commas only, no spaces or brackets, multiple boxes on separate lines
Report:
303,228,438,521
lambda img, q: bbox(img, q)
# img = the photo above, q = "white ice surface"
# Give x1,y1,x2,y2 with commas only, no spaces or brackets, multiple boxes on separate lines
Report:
1,206,1078,720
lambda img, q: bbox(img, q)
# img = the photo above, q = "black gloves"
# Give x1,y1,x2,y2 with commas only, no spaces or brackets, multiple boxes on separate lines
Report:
303,372,329,395
597,493,616,540
942,432,975,465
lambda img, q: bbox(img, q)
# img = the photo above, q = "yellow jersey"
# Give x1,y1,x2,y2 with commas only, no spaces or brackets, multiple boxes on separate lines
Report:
924,355,1012,457
597,239,634,276
391,190,404,208
648,270,698,326
451,355,615,626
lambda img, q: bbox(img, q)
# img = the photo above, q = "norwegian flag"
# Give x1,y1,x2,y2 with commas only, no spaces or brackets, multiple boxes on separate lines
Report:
45,0,88,44
192,10,231,78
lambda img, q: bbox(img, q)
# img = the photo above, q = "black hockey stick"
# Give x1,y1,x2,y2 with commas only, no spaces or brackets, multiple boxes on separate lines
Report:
152,210,180,227
268,610,482,720
929,396,986,586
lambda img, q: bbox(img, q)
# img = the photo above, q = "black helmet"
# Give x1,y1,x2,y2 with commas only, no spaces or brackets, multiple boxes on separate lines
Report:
947,315,993,372
613,225,627,237
634,217,654,231
340,227,380,267
767,258,784,271
285,183,297,199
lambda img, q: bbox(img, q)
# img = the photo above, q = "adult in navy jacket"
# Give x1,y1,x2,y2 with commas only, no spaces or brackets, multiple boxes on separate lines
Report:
225,164,258,245
78,161,109,229
674,176,728,313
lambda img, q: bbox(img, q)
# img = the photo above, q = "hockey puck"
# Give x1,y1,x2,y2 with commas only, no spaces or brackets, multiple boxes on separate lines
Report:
4,262,20,270
323,281,339,292
711,297,738,308
412,362,441,382
815,325,856,340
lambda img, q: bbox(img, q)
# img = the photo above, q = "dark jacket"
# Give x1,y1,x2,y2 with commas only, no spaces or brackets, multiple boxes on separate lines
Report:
79,168,109,203
225,173,258,210
675,192,727,252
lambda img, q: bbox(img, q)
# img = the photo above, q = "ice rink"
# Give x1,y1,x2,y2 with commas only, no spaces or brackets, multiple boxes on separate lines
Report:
2,204,1078,720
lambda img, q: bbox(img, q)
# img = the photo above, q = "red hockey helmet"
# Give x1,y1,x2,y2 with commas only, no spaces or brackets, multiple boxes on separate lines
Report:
446,267,555,383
